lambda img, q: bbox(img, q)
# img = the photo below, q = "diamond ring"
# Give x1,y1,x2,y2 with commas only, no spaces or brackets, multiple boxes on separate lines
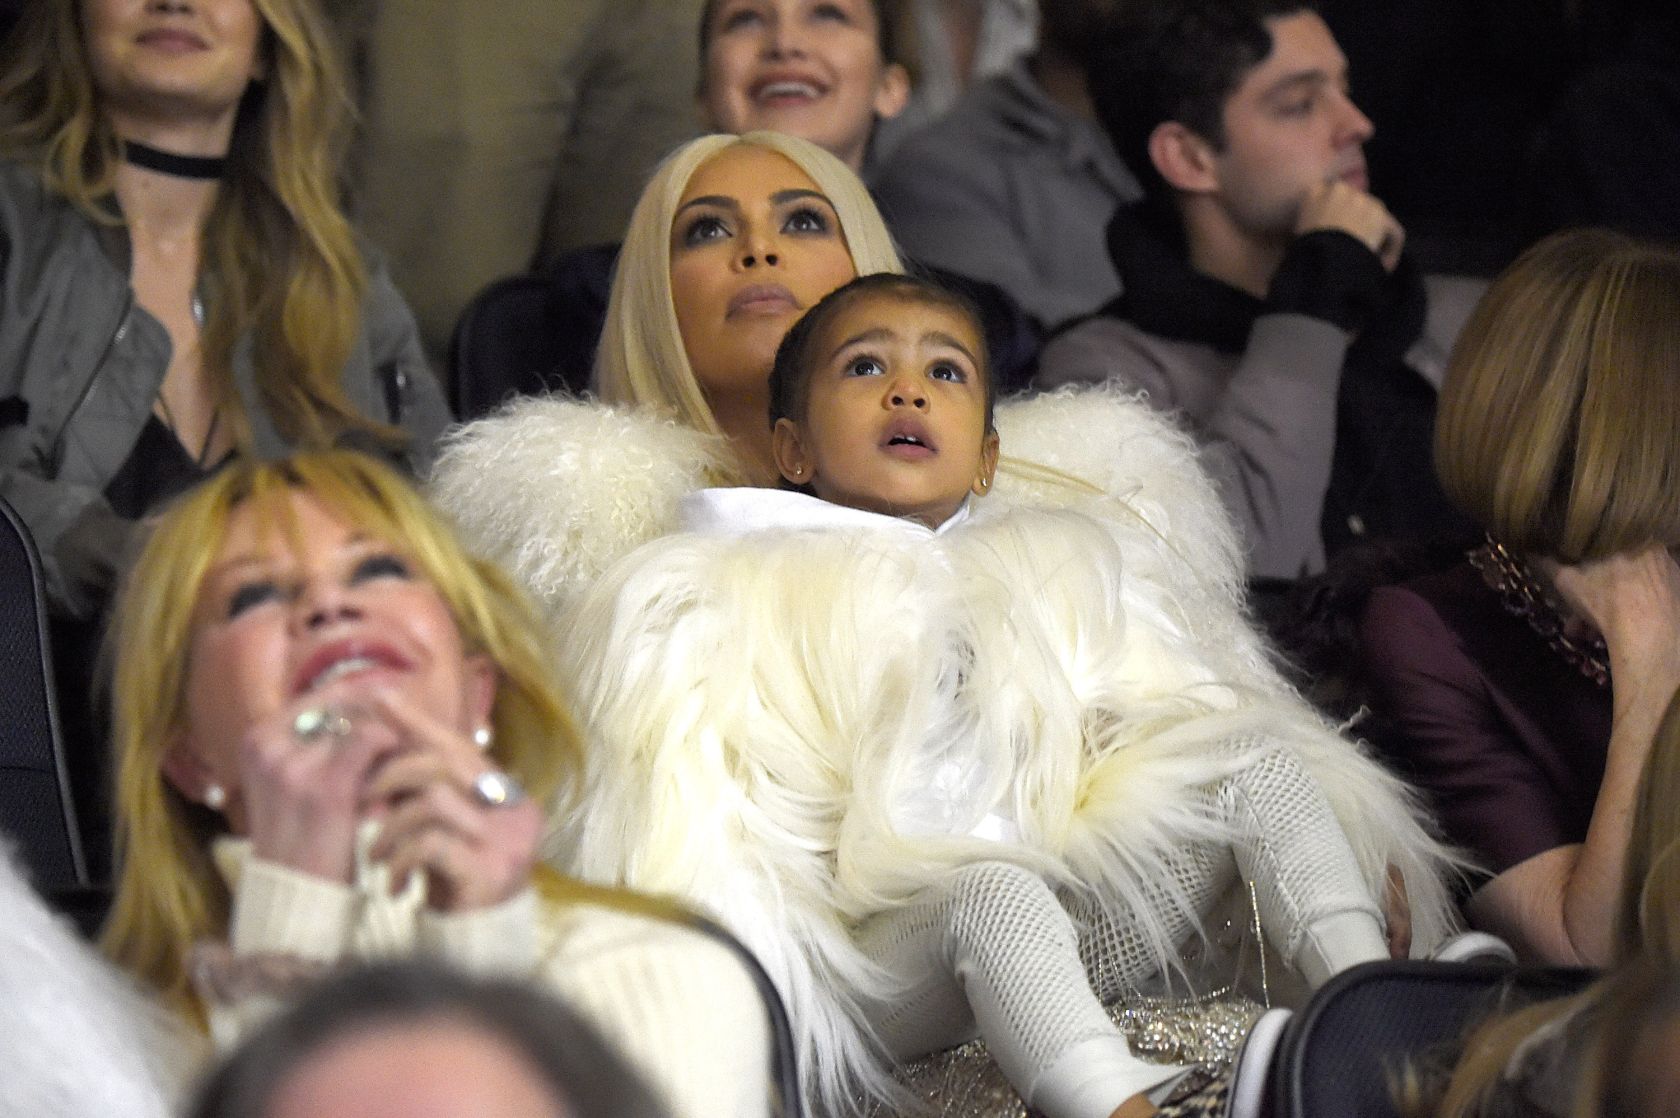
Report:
293,706,354,742
472,770,526,809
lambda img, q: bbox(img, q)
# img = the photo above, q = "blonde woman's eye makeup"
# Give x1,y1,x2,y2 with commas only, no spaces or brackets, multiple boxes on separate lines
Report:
350,553,411,584
782,205,834,235
679,213,732,247
226,578,282,619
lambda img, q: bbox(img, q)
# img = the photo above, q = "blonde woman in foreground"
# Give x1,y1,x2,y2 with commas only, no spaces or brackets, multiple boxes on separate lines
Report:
99,450,771,1118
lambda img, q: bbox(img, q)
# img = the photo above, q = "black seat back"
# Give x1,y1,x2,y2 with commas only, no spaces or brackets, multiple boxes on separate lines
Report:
1271,960,1595,1118
0,493,87,890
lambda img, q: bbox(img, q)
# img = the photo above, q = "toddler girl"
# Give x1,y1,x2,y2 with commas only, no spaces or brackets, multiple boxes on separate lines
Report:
558,274,1452,1118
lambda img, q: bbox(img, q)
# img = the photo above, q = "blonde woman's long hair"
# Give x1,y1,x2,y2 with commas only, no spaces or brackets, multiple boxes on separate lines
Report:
1413,685,1680,1118
0,0,399,452
1434,228,1680,563
593,131,904,483
100,452,585,1021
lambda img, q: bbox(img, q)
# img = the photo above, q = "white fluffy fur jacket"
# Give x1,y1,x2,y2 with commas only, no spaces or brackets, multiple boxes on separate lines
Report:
431,387,1460,1113
0,843,192,1117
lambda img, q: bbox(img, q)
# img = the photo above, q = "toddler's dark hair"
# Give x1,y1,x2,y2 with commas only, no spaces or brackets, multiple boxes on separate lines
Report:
769,272,995,433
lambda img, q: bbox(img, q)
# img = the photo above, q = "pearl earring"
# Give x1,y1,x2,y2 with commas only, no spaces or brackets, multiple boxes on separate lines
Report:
473,726,493,750
203,783,227,811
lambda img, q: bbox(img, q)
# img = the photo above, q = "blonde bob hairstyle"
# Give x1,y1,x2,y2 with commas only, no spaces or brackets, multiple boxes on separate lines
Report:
100,451,583,1019
593,131,904,481
0,0,398,453
1434,228,1680,563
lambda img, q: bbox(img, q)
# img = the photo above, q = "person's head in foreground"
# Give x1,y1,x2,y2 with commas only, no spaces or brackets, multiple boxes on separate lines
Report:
185,959,670,1118
1434,226,1680,564
696,0,914,172
594,131,904,483
767,271,999,528
100,450,576,1016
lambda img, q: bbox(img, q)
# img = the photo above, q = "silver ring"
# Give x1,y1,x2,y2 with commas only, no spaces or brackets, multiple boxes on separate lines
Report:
293,705,353,742
472,770,526,809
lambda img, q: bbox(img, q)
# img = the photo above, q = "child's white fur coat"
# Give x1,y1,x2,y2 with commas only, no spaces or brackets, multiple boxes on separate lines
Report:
431,386,1460,1114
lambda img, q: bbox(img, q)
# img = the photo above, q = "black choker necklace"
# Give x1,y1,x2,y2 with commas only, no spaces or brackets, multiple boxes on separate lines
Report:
122,140,228,180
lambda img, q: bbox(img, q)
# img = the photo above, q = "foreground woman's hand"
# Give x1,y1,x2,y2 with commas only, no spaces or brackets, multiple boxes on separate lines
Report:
239,693,404,884
362,691,542,912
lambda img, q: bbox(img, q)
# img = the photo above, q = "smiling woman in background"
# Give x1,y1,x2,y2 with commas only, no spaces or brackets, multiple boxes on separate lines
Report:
696,0,913,174
522,0,1039,404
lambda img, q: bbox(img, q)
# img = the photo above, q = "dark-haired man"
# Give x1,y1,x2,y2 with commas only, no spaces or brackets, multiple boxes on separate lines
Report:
1036,0,1480,581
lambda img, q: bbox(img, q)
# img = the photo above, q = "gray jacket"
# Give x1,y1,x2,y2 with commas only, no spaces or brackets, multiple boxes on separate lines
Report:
0,159,451,616
871,62,1141,330
1037,272,1484,580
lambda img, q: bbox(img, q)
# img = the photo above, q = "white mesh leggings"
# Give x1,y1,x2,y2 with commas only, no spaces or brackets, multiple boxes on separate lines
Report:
851,745,1388,1118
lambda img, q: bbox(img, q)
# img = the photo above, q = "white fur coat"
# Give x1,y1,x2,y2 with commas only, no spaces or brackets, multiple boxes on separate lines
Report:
0,844,192,1118
431,387,1460,1114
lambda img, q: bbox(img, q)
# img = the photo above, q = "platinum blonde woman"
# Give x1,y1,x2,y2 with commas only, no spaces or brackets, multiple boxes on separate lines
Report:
434,132,1461,1117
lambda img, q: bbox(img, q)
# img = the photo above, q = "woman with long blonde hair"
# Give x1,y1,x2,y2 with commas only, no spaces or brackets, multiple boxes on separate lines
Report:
434,131,904,619
434,131,1457,1118
0,0,448,620
98,449,771,1118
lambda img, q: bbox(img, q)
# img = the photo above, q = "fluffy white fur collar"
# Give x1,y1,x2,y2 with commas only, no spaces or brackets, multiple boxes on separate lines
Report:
432,386,1461,1114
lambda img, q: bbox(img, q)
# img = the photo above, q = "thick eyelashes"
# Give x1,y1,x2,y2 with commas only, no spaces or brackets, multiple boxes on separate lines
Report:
221,552,413,620
784,206,831,235
680,214,730,248
836,355,973,383
226,580,279,618
675,204,835,250
351,553,412,584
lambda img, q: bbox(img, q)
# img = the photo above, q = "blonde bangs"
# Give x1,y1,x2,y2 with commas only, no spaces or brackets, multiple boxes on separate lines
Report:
104,453,581,1011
